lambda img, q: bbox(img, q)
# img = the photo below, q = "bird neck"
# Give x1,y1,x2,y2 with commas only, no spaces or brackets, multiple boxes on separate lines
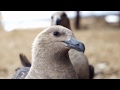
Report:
25,48,78,79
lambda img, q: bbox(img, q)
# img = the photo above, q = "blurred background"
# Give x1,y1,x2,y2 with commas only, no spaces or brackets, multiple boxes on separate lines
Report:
0,11,120,79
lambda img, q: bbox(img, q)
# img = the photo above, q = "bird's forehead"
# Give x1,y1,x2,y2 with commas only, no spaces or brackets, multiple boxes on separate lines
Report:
41,26,72,36
48,26,71,32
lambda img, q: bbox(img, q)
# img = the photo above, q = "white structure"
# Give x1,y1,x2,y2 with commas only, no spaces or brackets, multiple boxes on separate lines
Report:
104,15,119,23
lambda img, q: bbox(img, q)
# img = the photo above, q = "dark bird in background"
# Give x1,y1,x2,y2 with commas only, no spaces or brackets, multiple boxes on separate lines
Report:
12,11,94,79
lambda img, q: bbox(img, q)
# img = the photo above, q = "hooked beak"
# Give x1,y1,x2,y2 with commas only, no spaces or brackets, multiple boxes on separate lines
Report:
63,37,85,53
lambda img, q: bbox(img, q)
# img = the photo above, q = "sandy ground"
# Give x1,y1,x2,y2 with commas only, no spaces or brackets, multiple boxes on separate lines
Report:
0,17,120,79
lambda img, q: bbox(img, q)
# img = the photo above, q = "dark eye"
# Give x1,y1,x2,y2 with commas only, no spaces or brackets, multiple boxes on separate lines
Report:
53,31,60,37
